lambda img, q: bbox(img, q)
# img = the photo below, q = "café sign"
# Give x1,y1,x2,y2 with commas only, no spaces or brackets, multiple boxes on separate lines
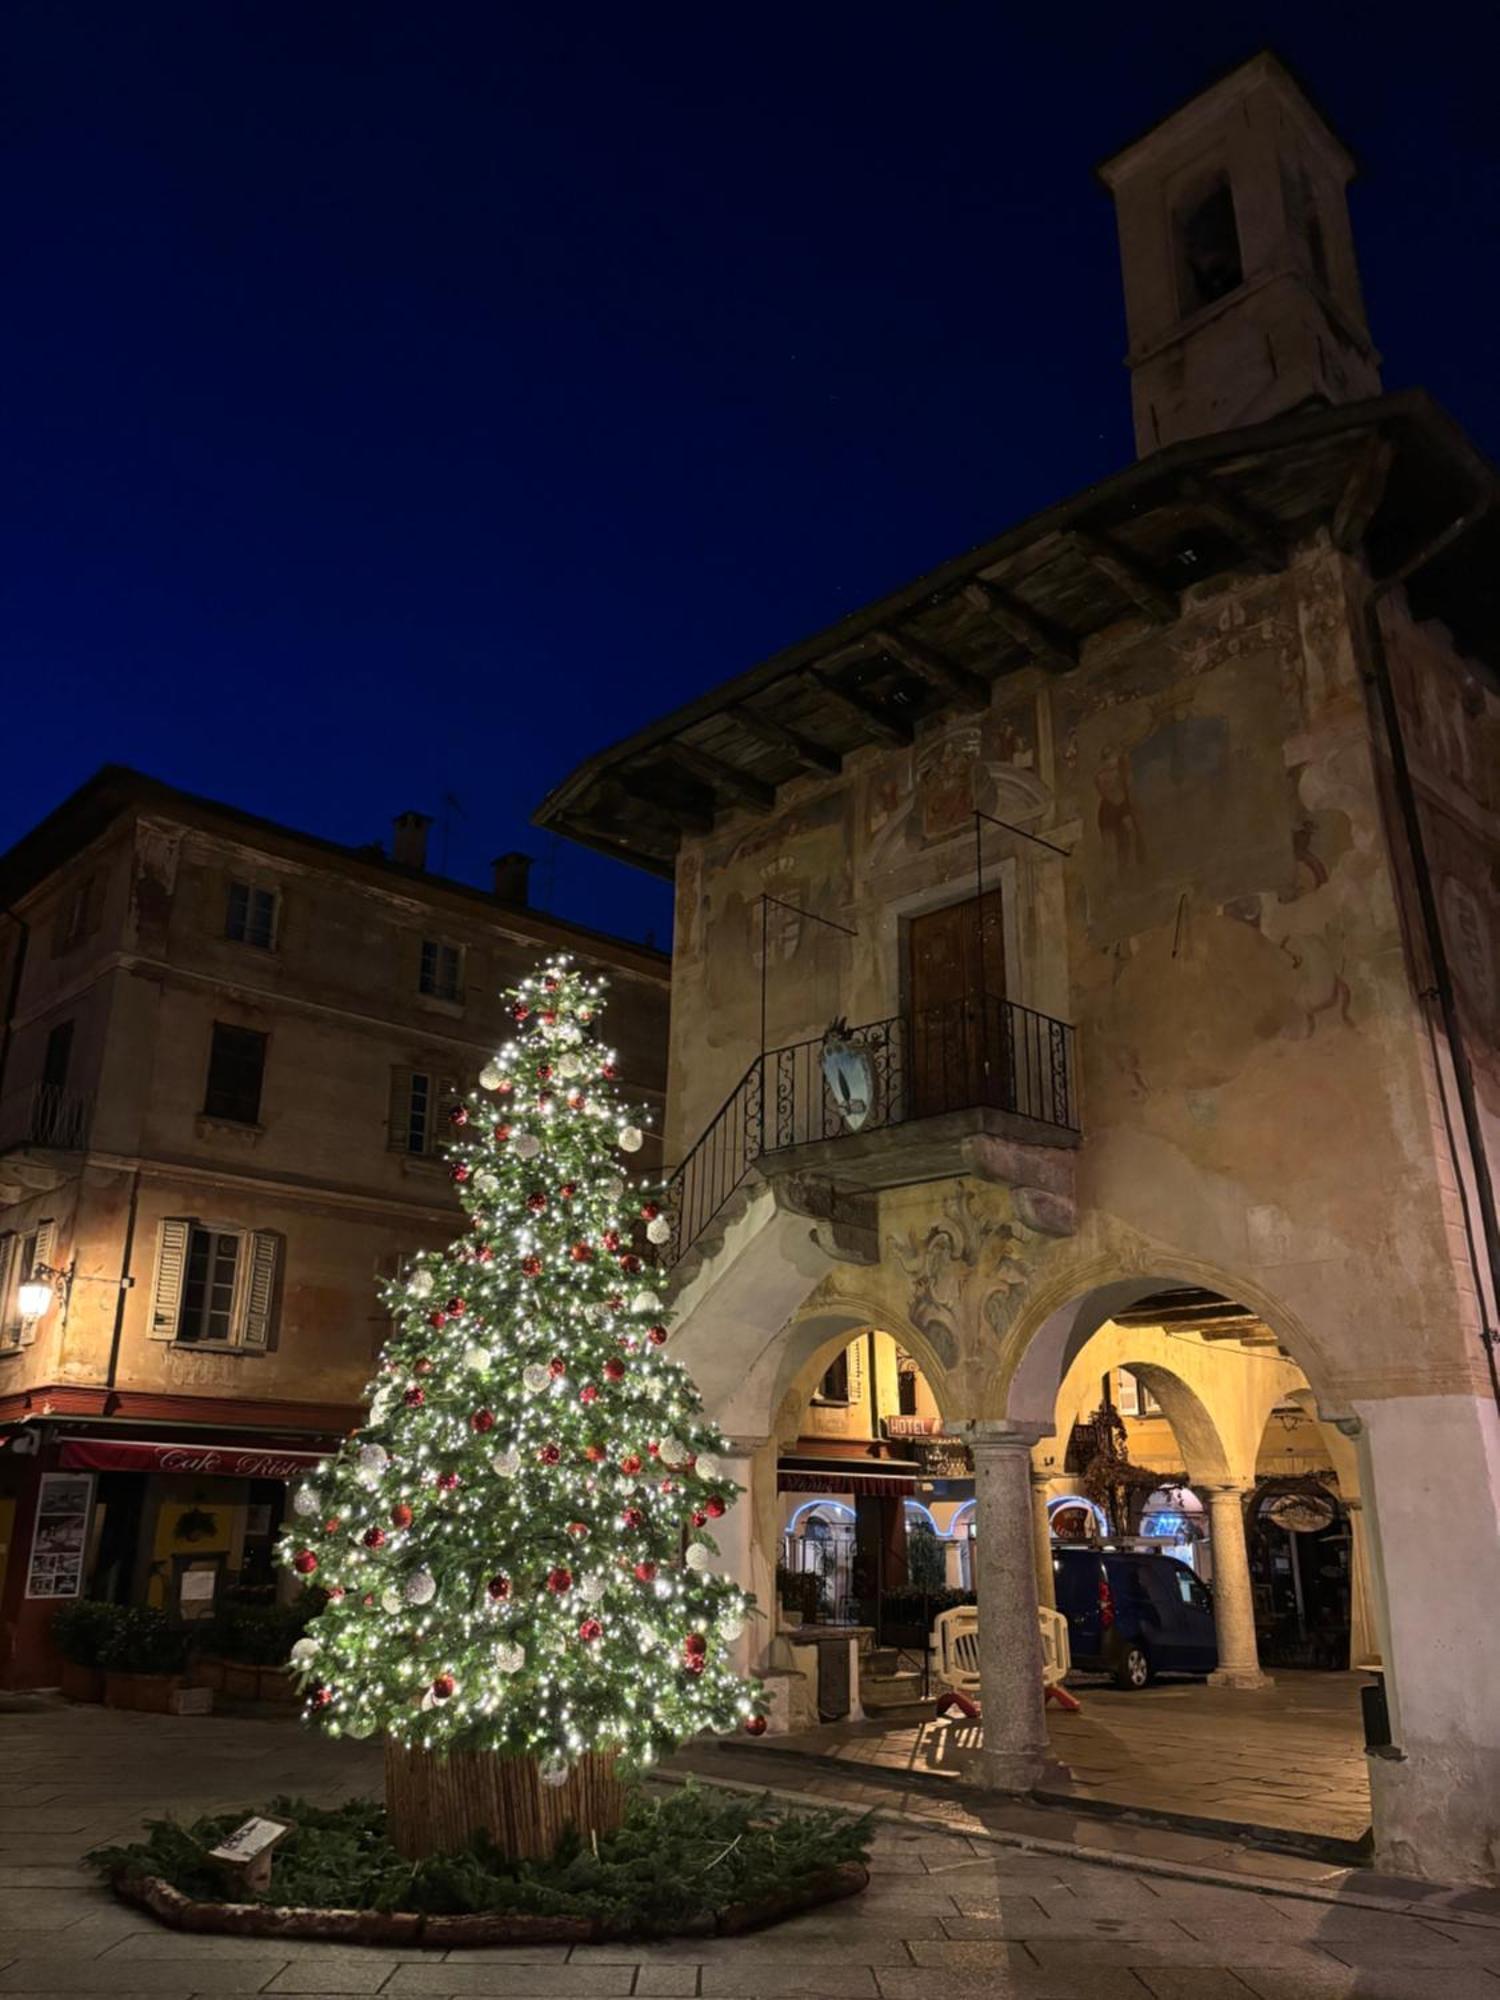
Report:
59,1438,327,1481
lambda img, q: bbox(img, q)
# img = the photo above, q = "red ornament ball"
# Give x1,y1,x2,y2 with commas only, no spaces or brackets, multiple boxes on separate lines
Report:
541,1008,557,1026
390,1504,413,1530
362,1592,376,1608
570,1242,593,1263
602,1229,621,1253
446,1298,466,1316
449,1104,469,1126
640,1201,661,1221
526,1190,547,1212
403,1387,425,1408
536,1062,553,1082
512,1002,530,1022
310,1684,334,1709
548,1356,568,1378
601,1062,616,1079
323,1518,341,1534
568,1092,586,1111
493,1123,511,1143
603,1356,626,1382
684,1632,708,1657
621,1507,645,1529
476,1244,495,1263
559,1182,578,1199
633,1560,657,1582
647,1442,661,1457
520,1255,542,1277
578,1617,603,1643
487,1574,511,1600
744,1714,768,1736
648,1325,669,1346
436,1471,460,1491
567,1520,589,1539
427,1309,448,1330
681,1654,706,1676
607,1293,624,1310
292,1549,318,1576
415,1356,435,1374
660,1480,675,1495
538,1442,562,1466
619,1453,643,1475
544,976,559,992
579,1384,599,1405
546,1566,573,1594
451,1164,470,1184
363,1527,386,1550
431,1674,456,1701
619,1252,642,1274
327,1586,346,1602
471,1408,495,1433
585,1442,606,1462
497,1078,514,1095
705,1496,727,1519
691,1510,706,1528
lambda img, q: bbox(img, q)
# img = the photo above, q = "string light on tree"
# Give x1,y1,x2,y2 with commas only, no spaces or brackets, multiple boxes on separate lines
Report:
279,955,765,1780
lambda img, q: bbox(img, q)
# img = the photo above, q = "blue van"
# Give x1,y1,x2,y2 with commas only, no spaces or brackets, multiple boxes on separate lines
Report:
1053,1547,1218,1688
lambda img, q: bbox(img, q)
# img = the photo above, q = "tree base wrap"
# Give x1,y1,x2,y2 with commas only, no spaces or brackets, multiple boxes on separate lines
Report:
384,1742,624,1860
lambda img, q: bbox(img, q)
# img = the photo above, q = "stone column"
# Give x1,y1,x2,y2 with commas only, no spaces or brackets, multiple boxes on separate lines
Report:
715,1438,770,1678
1203,1482,1270,1689
1030,1471,1057,1610
1344,1498,1380,1669
964,1422,1062,1791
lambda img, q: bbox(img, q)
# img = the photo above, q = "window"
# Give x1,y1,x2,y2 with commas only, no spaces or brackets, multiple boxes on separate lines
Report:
896,1353,919,1417
388,1067,457,1156
419,939,463,1003
1178,174,1243,312
52,873,103,956
1117,1368,1163,1418
226,881,278,950
815,1347,851,1405
0,1220,57,1348
203,1023,267,1125
42,1020,74,1091
149,1217,280,1349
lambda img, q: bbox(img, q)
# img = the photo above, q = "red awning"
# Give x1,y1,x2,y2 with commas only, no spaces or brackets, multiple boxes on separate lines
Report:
777,1470,916,1498
57,1438,330,1480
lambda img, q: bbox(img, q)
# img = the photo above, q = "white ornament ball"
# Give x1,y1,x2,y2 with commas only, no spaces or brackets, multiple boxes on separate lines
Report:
659,1436,687,1467
359,1444,390,1476
290,1637,319,1665
463,1344,492,1372
522,1363,550,1394
645,1215,672,1246
696,1453,722,1483
514,1133,541,1161
346,1715,376,1740
409,1269,435,1299
491,1445,522,1478
292,1486,320,1519
494,1641,525,1674
421,1688,437,1712
604,1177,625,1202
631,1289,661,1316
474,1171,500,1196
539,1756,570,1788
479,1060,504,1091
381,1588,403,1614
685,1543,712,1573
579,1573,607,1604
557,1053,581,1078
719,1609,746,1641
618,1125,644,1153
404,1570,437,1606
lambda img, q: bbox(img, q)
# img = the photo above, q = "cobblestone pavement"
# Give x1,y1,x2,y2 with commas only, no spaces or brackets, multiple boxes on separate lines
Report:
738,1673,1371,1846
3,1701,1498,2000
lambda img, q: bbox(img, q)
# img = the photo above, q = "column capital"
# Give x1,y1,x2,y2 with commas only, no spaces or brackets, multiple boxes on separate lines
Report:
1201,1479,1254,1500
949,1419,1053,1455
1029,1469,1057,1492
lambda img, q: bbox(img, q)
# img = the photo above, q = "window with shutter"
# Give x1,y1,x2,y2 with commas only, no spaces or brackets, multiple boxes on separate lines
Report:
204,1023,267,1124
19,1221,57,1348
226,881,279,949
0,1235,17,1348
149,1218,194,1339
389,1068,458,1156
239,1231,281,1349
418,939,463,1002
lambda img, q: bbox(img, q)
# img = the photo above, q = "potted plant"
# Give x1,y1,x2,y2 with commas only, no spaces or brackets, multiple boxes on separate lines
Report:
51,1599,120,1703
100,1606,199,1713
192,1596,321,1703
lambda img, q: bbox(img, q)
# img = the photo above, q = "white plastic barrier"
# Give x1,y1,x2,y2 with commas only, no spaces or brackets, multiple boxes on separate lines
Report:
932,1603,1070,1696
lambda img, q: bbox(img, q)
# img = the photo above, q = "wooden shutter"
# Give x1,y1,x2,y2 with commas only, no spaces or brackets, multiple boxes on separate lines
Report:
239,1231,281,1350
388,1068,413,1152
0,1235,16,1347
20,1221,57,1346
149,1217,194,1339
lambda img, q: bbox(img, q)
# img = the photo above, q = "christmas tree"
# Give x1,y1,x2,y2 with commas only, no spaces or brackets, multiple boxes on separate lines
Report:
281,956,765,1805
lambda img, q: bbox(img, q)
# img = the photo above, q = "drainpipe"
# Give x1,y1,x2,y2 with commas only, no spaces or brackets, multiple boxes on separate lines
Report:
1359,493,1500,1413
103,1168,141,1393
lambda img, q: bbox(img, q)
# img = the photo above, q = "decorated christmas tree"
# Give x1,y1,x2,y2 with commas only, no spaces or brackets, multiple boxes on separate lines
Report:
280,955,764,1854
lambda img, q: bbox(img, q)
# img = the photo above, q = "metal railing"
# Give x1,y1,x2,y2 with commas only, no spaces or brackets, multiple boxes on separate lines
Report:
666,996,1075,1266
0,1081,93,1153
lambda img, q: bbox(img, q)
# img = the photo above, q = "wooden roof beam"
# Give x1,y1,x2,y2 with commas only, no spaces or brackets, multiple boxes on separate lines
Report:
1177,472,1285,570
1331,434,1394,554
727,703,842,776
614,768,716,836
873,628,991,710
810,671,914,746
663,740,775,815
963,579,1077,672
1068,527,1179,624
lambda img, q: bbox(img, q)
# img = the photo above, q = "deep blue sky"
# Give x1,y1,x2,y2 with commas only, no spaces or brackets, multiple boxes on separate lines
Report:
4,5,1496,945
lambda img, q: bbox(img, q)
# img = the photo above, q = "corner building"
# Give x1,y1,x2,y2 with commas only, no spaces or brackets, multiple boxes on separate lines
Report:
539,54,1500,1883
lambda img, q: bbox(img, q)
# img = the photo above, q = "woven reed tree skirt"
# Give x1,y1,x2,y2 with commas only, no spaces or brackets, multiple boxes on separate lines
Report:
384,1742,625,1860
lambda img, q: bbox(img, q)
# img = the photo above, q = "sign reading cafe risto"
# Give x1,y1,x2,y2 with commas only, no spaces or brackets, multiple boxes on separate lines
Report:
58,1438,327,1481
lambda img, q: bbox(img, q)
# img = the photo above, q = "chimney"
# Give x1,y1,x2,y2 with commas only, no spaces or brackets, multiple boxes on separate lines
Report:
492,852,534,906
392,811,433,870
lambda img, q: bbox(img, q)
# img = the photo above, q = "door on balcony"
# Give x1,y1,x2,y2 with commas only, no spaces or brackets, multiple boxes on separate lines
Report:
907,892,1006,1118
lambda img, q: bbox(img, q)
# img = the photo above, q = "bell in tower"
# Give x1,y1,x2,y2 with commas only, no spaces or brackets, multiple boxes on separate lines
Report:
1098,50,1382,457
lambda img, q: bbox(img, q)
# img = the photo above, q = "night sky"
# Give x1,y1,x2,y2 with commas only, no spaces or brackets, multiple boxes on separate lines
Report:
5,5,1497,946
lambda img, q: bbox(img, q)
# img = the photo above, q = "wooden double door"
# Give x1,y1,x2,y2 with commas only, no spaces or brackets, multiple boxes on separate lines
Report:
907,892,1007,1118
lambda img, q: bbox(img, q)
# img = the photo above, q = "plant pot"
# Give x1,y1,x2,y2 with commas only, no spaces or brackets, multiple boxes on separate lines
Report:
59,1660,105,1704
222,1663,261,1700
105,1671,188,1714
256,1665,299,1705
192,1656,227,1693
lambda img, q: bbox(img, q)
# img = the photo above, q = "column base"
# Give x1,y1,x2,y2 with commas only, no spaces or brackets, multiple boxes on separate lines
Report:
1208,1666,1273,1689
970,1748,1071,1793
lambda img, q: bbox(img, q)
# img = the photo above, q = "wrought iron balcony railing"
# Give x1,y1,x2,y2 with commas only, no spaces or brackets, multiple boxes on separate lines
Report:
666,995,1076,1267
0,1081,94,1153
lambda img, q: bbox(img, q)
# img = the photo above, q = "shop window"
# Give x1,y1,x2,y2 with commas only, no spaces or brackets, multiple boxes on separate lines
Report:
388,1067,459,1155
419,939,463,1003
149,1217,281,1349
225,880,279,950
814,1347,852,1405
203,1023,267,1125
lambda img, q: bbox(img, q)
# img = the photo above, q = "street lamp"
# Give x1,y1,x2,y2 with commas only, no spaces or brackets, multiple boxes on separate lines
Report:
18,1263,68,1323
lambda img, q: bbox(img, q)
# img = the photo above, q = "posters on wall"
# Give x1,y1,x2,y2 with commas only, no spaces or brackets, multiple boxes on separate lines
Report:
25,1472,94,1599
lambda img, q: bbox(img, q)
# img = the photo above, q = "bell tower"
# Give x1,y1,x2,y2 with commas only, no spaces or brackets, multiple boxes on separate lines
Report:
1099,51,1382,457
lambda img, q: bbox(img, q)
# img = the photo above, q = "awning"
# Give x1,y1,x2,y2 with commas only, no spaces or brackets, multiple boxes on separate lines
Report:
57,1438,330,1480
778,1454,920,1499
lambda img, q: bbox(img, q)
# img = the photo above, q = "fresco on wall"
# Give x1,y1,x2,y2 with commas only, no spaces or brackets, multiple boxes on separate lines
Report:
863,697,1054,882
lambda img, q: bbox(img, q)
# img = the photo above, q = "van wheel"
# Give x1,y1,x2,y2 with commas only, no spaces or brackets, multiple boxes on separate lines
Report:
1114,1644,1152,1690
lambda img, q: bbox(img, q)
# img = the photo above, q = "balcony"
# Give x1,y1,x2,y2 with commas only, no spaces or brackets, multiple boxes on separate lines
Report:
668,996,1078,1267
0,1082,94,1155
